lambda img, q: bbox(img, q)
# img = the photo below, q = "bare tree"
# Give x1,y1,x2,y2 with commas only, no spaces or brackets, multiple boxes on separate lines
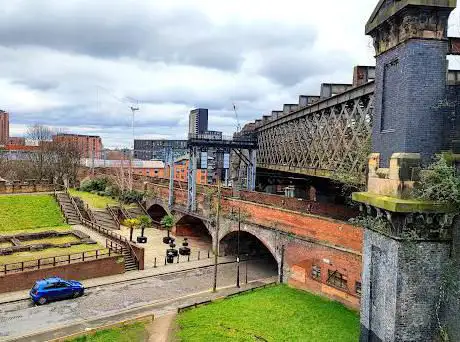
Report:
16,124,82,185
111,155,133,195
48,138,82,186
25,124,54,181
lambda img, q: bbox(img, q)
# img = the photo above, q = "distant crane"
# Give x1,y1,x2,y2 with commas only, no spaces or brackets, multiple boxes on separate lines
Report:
233,103,241,133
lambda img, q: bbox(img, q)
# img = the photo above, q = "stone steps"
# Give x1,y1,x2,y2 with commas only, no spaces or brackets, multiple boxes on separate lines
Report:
55,193,81,225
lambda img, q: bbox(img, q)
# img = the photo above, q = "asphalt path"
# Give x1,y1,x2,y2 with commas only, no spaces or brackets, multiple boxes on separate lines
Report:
0,260,277,341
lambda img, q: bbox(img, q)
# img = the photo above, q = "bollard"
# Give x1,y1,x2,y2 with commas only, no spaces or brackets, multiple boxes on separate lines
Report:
154,257,157,268
164,257,167,266
188,254,190,262
177,255,180,264
198,251,201,260
208,250,210,258
245,260,248,283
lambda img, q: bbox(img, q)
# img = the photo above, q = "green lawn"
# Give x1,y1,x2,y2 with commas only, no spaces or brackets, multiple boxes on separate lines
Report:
0,226,71,236
0,194,65,232
68,322,147,342
23,235,80,246
176,285,359,342
69,189,119,209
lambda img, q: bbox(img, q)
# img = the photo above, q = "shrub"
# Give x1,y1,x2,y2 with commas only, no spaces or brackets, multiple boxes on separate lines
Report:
160,215,174,230
413,154,460,207
120,190,144,204
80,178,109,193
104,185,120,198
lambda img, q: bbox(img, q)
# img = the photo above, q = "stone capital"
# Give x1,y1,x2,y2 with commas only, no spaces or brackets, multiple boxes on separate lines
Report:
366,0,456,55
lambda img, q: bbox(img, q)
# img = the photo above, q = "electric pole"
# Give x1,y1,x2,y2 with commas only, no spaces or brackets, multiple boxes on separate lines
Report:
213,177,221,292
236,207,241,288
129,105,139,191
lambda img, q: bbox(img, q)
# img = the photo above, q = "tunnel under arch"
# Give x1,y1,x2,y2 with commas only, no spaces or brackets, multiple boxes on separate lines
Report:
147,204,168,223
174,215,212,247
219,231,278,268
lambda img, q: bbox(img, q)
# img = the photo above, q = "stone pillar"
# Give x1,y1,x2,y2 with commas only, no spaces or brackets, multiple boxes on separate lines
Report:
354,154,456,341
354,1,458,341
366,1,455,167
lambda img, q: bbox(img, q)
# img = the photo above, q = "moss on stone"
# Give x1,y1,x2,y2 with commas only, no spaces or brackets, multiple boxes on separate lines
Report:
352,192,455,213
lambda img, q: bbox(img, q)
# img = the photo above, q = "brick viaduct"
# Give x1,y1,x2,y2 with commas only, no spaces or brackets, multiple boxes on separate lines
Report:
128,173,363,309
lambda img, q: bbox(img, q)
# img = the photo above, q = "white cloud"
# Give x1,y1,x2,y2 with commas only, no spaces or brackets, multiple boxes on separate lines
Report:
7,0,456,148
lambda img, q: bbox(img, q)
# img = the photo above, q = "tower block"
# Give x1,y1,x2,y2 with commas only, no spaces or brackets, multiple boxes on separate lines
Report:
354,1,459,341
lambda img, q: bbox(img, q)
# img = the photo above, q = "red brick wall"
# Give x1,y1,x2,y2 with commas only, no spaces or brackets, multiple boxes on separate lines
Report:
285,242,362,309
222,198,363,252
0,256,124,293
239,190,358,221
0,182,55,194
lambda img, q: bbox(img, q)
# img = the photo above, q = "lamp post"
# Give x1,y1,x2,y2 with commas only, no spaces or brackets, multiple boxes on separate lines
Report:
129,106,139,191
212,178,221,293
236,207,241,288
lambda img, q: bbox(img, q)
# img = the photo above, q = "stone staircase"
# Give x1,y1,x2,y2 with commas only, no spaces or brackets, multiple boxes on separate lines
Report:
125,205,145,218
55,192,81,225
122,248,138,271
91,209,119,230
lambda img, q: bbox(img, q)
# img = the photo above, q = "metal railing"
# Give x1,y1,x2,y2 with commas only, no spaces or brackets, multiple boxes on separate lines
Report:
120,206,131,220
106,239,125,254
86,204,96,223
136,200,150,218
177,282,277,313
1,248,114,275
64,188,140,270
106,205,121,229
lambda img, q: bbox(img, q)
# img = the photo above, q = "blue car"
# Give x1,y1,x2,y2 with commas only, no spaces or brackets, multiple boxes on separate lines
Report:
30,277,84,305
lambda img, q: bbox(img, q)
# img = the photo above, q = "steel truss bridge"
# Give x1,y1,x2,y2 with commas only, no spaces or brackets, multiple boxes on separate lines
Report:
256,81,374,179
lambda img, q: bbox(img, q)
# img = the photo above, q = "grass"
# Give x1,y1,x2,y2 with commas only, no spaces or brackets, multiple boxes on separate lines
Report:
0,226,72,236
68,322,147,342
0,194,65,232
69,189,119,209
22,235,80,246
0,244,106,266
176,285,359,342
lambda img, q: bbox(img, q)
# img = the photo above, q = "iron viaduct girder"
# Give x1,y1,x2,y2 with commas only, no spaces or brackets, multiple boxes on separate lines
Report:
256,82,374,179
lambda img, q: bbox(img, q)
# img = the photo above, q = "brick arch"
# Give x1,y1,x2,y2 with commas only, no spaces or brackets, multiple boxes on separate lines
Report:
174,214,213,239
146,203,169,223
218,224,278,263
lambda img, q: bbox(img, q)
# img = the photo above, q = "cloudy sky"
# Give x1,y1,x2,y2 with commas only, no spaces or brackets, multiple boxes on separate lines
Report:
1,1,460,148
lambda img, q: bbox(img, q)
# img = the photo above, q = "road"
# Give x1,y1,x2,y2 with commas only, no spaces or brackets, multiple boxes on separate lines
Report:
0,260,277,341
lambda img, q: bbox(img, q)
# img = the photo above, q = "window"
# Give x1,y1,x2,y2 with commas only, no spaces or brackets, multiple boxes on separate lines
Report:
327,270,348,290
311,265,321,280
355,281,362,296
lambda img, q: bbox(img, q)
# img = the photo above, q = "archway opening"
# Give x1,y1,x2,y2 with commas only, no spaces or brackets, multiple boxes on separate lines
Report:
147,204,168,224
175,215,212,250
219,231,278,276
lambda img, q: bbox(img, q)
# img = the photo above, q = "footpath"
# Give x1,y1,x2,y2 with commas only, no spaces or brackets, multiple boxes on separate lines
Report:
0,256,236,304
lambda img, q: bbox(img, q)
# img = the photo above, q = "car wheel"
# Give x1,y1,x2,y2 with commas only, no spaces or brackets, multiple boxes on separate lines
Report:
73,290,83,298
37,297,47,305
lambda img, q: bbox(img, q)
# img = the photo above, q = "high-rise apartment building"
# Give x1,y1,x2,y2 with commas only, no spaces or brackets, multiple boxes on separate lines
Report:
188,108,208,136
0,110,9,146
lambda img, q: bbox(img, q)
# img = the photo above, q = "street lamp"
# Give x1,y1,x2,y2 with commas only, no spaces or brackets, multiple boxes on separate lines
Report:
236,207,241,288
